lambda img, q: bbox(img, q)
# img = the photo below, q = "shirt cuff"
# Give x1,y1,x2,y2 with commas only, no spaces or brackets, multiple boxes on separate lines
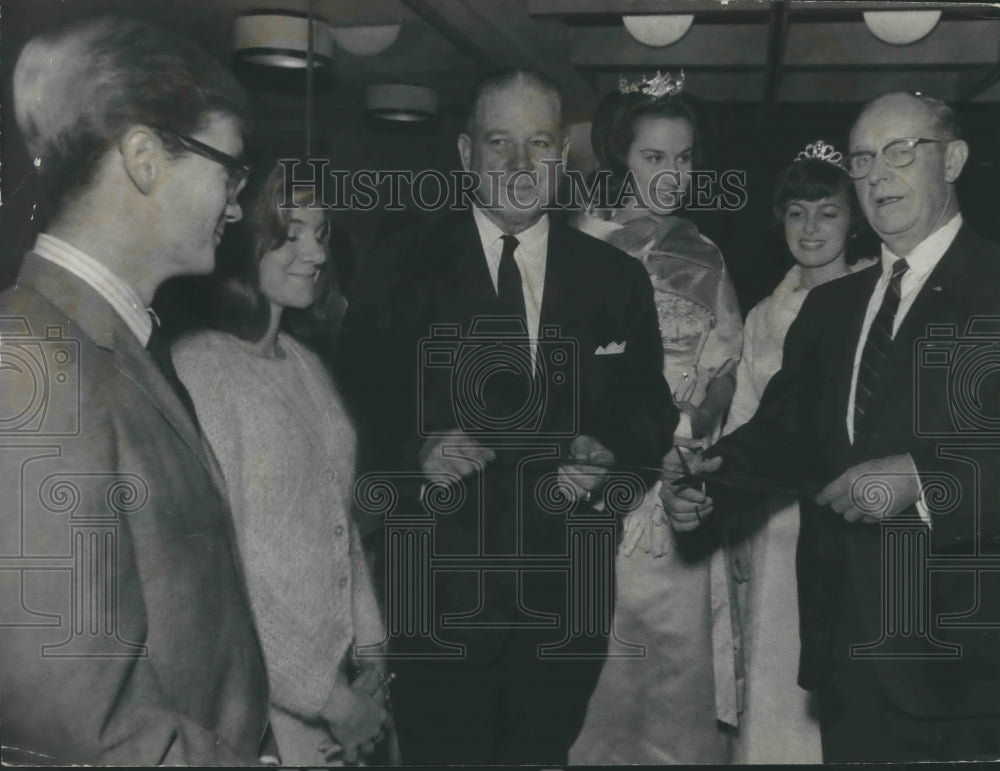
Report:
906,453,932,527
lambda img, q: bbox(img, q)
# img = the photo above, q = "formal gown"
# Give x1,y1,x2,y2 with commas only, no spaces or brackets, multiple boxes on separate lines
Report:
725,260,874,764
570,208,743,764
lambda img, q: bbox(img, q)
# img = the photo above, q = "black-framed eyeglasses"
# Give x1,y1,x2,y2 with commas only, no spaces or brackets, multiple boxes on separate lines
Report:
154,127,251,200
844,137,944,180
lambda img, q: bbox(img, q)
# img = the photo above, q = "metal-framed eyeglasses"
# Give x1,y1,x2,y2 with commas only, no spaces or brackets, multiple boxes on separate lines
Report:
844,137,944,180
155,127,251,200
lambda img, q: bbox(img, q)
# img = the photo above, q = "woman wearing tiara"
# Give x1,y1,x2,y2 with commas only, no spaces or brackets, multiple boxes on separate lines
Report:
569,72,744,765
725,142,875,764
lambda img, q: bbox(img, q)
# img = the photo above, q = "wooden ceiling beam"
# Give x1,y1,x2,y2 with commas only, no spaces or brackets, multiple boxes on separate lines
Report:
529,0,986,16
402,0,594,96
786,1,989,13
777,68,962,103
529,0,764,14
764,0,790,102
570,25,769,68
785,20,1000,67
958,63,1000,102
571,20,999,68
238,0,420,26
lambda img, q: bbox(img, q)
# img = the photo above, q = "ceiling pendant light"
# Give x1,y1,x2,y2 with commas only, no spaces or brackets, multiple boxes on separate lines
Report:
622,14,695,47
330,24,402,56
365,84,439,123
863,10,942,46
233,11,333,69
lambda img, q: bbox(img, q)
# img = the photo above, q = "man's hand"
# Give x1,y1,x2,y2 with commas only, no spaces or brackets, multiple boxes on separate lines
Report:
815,454,922,524
419,430,496,485
557,435,614,504
620,481,671,557
659,445,722,532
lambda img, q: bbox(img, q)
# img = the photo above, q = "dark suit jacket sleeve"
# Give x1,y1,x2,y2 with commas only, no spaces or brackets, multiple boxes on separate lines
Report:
910,445,1000,549
712,287,815,482
711,284,843,693
584,254,678,477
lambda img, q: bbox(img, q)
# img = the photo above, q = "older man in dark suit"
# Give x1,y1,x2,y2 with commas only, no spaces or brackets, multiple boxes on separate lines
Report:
0,17,267,764
663,91,1000,762
336,69,677,764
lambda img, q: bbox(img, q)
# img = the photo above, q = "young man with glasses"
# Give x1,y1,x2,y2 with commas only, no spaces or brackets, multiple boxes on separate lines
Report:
1,16,268,764
155,126,252,202
663,91,1000,762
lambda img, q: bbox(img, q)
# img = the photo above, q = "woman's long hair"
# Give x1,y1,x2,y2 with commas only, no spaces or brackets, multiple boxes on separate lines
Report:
208,160,333,341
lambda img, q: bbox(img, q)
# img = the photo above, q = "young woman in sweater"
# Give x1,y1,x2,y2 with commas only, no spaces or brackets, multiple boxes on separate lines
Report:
173,162,390,766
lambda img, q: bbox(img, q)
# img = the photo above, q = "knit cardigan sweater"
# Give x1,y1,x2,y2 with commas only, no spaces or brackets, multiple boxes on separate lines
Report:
174,330,383,763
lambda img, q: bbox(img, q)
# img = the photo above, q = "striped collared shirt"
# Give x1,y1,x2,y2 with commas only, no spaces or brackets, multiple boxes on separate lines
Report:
33,233,154,346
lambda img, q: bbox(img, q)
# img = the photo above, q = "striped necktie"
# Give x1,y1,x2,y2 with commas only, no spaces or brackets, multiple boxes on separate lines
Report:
854,258,909,437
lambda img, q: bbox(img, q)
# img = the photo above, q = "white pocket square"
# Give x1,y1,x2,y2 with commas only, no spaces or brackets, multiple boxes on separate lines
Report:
595,341,626,355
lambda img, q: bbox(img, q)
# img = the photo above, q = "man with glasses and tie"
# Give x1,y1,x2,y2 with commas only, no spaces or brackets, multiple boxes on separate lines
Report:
0,16,268,764
662,91,1000,762
336,69,676,765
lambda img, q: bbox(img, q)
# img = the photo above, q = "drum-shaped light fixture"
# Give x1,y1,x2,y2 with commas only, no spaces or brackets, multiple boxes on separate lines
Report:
330,24,401,56
622,14,694,47
366,84,439,122
233,12,334,68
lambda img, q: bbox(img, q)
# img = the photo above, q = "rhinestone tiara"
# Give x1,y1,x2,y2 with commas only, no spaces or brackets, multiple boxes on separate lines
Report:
795,140,844,167
617,70,685,99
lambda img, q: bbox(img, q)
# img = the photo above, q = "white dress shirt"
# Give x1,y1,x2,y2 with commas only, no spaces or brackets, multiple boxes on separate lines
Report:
471,207,549,367
33,233,153,345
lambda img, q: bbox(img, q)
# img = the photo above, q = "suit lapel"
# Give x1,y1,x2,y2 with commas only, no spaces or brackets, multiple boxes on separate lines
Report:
830,267,880,452
858,228,975,439
18,255,225,487
112,326,229,491
439,214,503,324
891,227,975,358
538,224,576,333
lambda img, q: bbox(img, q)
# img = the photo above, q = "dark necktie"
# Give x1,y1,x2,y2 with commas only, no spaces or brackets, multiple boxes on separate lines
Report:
482,235,533,426
854,258,909,437
146,319,201,431
497,235,527,328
